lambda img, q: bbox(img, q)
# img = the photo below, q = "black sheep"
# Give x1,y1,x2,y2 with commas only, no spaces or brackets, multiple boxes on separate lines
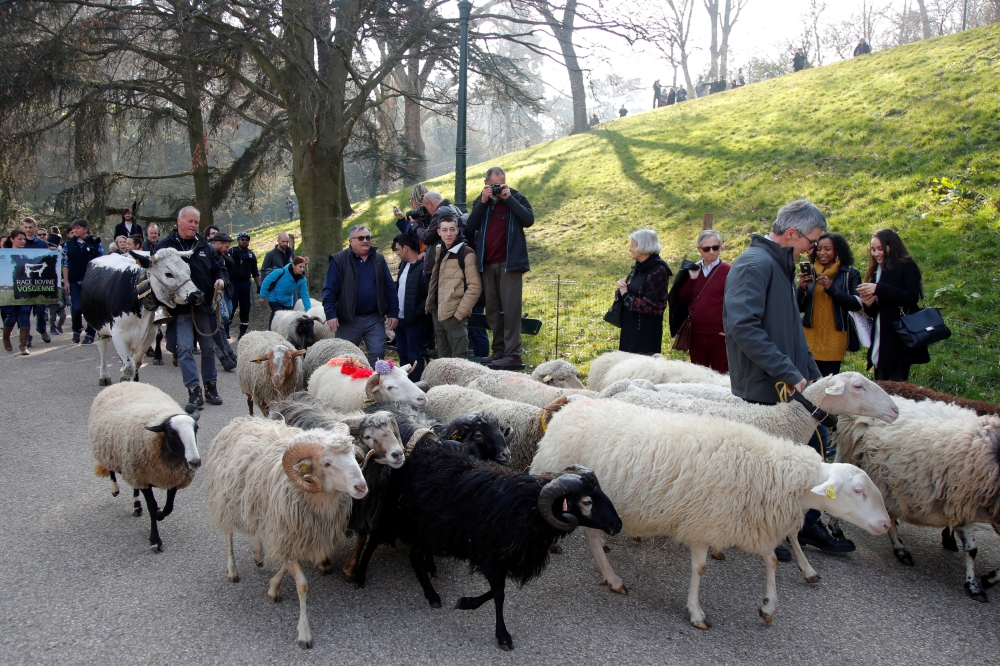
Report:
362,441,622,650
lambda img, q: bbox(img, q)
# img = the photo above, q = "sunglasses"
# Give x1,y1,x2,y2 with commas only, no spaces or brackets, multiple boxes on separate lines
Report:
351,235,372,242
699,245,721,252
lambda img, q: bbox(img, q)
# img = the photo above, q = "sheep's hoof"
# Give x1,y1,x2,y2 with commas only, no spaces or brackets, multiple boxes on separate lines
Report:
111,489,119,498
152,358,164,366
549,543,563,554
965,582,989,603
228,574,240,584
758,609,773,626
631,537,642,543
341,567,355,581
497,635,514,651
805,573,821,584
942,527,959,552
255,559,264,568
691,620,710,630
316,557,334,575
599,580,628,595
603,544,611,553
98,377,112,387
133,506,142,517
150,542,162,553
297,638,312,650
269,591,282,603
894,549,914,566
710,549,726,561
982,572,998,590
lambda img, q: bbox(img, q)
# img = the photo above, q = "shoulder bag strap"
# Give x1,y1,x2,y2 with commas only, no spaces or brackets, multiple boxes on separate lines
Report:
688,266,720,314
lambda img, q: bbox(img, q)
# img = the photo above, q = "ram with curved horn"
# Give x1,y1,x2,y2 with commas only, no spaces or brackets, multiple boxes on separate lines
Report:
365,439,621,650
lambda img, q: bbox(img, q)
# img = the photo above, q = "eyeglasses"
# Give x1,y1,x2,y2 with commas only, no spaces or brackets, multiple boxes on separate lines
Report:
351,235,372,242
699,245,720,253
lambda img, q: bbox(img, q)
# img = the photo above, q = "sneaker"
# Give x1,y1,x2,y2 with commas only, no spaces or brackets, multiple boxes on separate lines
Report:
798,521,856,553
82,335,95,345
185,386,204,413
50,327,59,336
204,381,223,406
774,544,792,562
72,333,81,344
57,326,64,335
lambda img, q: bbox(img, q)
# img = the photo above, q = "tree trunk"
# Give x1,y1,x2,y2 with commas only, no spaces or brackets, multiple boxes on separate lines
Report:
914,0,932,38
182,91,213,232
538,0,588,135
403,95,426,182
705,0,720,79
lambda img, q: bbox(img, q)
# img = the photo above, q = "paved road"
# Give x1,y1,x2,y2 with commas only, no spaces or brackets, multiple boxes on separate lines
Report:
2,335,999,665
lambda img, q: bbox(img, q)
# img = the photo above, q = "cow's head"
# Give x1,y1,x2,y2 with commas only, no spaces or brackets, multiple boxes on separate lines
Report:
131,249,203,306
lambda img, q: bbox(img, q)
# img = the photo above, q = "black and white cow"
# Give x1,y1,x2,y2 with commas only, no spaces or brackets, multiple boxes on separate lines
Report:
81,249,202,386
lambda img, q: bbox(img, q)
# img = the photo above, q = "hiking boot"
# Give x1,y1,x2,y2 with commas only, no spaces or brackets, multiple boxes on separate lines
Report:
220,353,237,372
490,355,523,369
774,544,792,562
204,381,223,406
82,334,95,345
239,324,249,339
2,326,12,352
19,328,30,355
72,332,81,344
798,520,856,553
185,386,204,413
38,327,51,343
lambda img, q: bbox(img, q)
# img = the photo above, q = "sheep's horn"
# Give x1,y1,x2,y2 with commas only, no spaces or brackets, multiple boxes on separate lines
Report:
414,380,430,393
360,448,377,470
537,473,584,531
363,373,381,404
405,428,437,455
282,442,325,493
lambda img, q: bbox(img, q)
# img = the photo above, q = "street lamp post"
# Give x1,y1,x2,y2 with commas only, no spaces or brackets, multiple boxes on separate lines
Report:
454,0,472,213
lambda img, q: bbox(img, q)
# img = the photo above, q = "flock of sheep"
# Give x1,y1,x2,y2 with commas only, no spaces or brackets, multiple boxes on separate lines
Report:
88,328,1000,650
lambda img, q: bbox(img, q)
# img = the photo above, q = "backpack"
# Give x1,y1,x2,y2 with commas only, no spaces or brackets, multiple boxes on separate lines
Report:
438,242,485,308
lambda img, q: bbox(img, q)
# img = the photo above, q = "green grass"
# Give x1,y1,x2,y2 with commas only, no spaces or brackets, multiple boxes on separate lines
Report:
254,25,1000,399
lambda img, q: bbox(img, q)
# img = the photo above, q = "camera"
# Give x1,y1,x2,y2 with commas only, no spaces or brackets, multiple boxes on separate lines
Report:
490,183,504,196
406,205,428,219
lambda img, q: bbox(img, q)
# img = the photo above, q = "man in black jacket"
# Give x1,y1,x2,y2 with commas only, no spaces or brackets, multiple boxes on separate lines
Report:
724,199,854,557
113,208,142,242
61,219,104,344
392,233,429,381
464,167,534,368
228,232,261,338
261,232,294,280
156,206,228,413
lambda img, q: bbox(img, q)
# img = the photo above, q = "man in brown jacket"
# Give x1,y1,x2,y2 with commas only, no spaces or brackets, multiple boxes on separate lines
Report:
426,216,482,358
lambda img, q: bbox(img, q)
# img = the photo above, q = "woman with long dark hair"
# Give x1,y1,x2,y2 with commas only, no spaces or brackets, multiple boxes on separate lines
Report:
857,229,928,380
797,232,863,375
2,230,34,354
617,229,672,355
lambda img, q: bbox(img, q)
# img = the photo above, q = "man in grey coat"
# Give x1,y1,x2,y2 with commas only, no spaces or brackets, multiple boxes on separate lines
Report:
724,199,855,557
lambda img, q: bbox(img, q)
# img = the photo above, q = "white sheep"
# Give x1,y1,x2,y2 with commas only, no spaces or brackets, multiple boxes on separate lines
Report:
270,310,321,350
90,382,201,552
529,397,891,628
426,384,566,472
655,382,743,403
465,372,643,409
421,357,492,387
587,351,731,391
308,357,427,412
614,372,899,445
237,331,306,416
298,338,370,390
205,417,367,649
834,405,1000,602
531,359,585,389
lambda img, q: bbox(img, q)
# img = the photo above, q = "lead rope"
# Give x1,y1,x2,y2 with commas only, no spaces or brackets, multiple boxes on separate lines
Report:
775,381,825,463
191,283,225,337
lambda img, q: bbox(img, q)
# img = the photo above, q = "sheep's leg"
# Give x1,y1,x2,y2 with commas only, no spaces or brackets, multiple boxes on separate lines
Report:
788,532,820,583
132,488,142,516
585,527,627,594
108,471,120,497
489,574,512,650
456,587,494,610
423,551,437,579
341,533,367,580
759,551,778,626
941,526,958,552
155,487,177,521
226,530,239,583
139,487,162,552
287,560,312,649
353,533,381,588
246,394,254,416
408,546,441,608
686,545,710,630
268,563,287,602
152,327,164,365
253,539,264,567
888,519,914,565
955,525,988,602
709,547,725,560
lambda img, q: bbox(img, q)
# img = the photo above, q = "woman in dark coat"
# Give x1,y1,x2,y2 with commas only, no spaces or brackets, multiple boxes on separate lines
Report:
857,229,929,381
797,232,864,376
617,229,671,355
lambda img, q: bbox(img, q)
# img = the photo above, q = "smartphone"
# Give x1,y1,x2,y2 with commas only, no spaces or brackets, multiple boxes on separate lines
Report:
799,261,813,276
392,205,402,216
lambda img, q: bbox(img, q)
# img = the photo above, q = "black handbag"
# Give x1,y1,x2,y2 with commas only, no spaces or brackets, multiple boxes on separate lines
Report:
604,291,624,328
893,306,951,349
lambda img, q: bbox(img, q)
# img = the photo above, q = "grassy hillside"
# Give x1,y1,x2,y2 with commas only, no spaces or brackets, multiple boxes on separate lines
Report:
254,24,1000,398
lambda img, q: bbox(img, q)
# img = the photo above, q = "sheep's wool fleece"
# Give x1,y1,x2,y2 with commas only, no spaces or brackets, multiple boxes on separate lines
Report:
421,357,492,388
237,331,299,410
426,384,544,472
530,398,820,555
205,417,353,567
834,413,1000,526
299,338,369,389
588,351,731,391
89,383,193,491
465,372,599,408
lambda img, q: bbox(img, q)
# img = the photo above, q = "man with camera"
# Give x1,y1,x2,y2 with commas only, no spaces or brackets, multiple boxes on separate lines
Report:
724,199,854,559
464,166,534,368
62,219,104,344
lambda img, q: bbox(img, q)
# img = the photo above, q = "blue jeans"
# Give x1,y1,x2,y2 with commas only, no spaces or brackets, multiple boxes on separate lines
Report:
176,311,217,388
69,283,95,337
337,313,387,367
468,304,490,357
395,319,427,381
2,305,32,329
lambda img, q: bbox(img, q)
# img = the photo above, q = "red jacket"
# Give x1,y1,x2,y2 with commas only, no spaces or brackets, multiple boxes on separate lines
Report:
678,261,730,335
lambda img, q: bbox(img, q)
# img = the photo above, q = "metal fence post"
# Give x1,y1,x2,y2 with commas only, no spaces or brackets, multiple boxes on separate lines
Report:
555,275,561,358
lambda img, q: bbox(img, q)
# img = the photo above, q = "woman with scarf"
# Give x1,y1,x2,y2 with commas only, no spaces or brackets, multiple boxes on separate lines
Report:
617,229,672,355
797,232,864,376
